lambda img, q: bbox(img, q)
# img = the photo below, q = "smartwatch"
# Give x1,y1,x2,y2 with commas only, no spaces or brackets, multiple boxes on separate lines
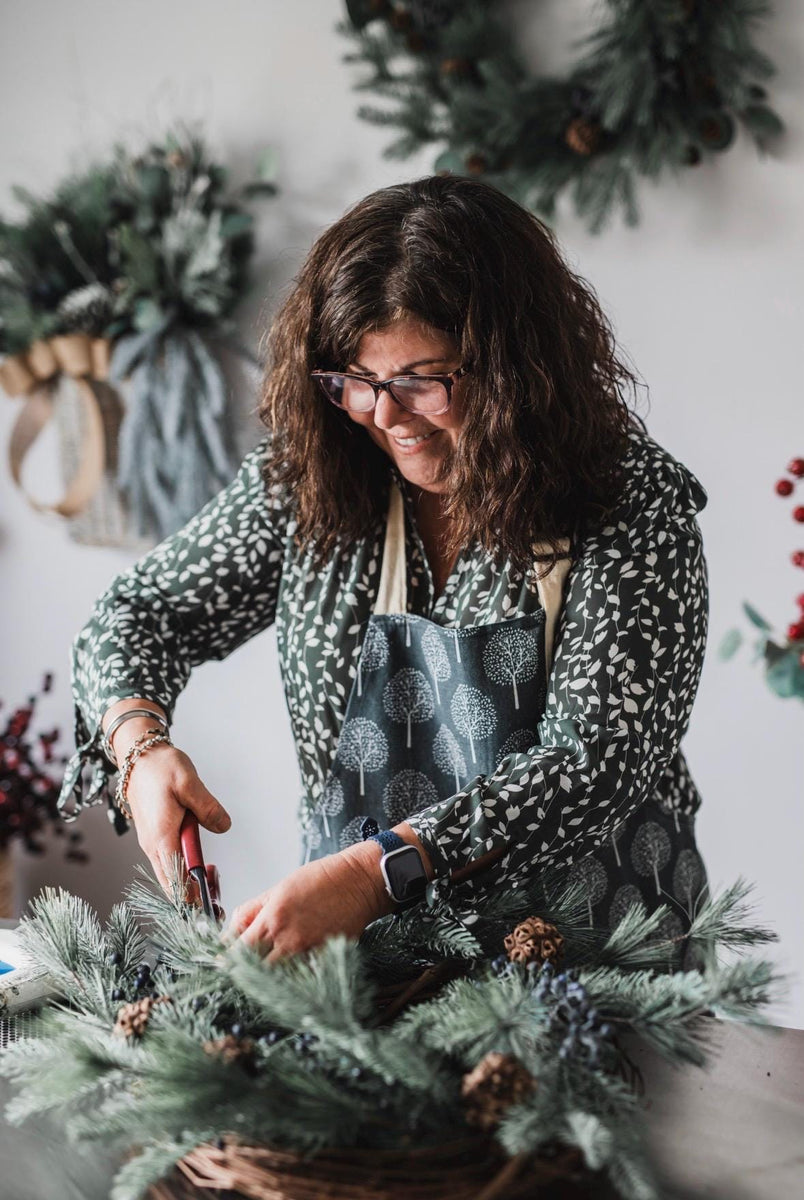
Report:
360,821,428,911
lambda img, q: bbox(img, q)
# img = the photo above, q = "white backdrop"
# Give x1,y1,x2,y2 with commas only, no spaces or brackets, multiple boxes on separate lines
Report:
1,0,802,1027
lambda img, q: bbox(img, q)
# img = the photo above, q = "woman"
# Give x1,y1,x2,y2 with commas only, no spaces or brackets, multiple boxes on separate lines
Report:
59,175,710,962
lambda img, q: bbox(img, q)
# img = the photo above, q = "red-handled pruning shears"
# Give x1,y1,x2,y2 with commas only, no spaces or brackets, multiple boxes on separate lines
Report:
180,809,223,923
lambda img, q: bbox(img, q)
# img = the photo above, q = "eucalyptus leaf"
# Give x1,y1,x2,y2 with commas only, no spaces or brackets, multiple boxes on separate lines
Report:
717,628,742,661
220,212,254,240
254,146,278,184
133,297,167,333
240,181,279,199
741,104,785,145
764,651,798,699
742,602,772,632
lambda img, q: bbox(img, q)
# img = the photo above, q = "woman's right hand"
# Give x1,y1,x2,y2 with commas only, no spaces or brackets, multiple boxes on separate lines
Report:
104,704,231,894
122,743,231,895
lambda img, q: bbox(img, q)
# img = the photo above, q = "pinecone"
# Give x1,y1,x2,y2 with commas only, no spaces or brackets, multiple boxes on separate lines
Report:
388,4,413,32
565,117,602,156
114,995,168,1038
440,57,472,79
203,1033,256,1069
405,30,427,53
697,112,735,152
55,283,115,334
461,1052,535,1131
465,153,488,175
504,916,565,966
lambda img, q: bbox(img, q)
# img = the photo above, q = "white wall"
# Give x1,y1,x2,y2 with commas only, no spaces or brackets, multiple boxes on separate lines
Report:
1,0,801,1027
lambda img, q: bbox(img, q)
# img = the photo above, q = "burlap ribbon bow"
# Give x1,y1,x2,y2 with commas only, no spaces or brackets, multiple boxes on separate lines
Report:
0,332,111,517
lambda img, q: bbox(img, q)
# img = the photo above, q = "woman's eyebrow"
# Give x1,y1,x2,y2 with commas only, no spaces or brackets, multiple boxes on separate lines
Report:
350,358,450,375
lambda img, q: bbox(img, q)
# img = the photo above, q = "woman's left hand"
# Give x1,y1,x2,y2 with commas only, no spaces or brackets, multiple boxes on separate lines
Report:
226,842,395,962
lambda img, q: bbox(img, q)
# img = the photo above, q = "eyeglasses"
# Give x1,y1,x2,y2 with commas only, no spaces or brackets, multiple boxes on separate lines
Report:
311,366,470,416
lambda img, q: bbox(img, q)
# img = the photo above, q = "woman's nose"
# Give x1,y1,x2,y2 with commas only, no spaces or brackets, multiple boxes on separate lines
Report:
372,386,411,430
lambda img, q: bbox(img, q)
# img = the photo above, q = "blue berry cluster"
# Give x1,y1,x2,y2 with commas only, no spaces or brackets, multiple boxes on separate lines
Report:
532,962,615,1067
109,954,156,1003
490,954,517,979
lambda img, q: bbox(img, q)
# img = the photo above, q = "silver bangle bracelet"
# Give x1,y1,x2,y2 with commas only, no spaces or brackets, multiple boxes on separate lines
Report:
103,707,169,767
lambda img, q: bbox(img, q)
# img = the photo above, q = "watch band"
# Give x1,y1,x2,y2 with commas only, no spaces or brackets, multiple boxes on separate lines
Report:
368,829,405,855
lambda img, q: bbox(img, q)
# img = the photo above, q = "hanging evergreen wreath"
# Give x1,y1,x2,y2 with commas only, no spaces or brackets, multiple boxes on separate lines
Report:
341,0,784,232
0,132,277,541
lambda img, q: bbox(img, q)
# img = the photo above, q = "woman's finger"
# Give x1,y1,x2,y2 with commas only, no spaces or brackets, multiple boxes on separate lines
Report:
223,892,271,936
146,846,172,896
240,912,274,956
184,776,232,835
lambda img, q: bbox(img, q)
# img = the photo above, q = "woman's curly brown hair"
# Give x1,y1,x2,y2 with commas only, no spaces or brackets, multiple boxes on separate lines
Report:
258,175,645,575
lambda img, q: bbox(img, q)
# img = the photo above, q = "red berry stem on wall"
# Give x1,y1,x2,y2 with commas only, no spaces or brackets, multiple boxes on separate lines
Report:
0,674,88,858
775,457,804,671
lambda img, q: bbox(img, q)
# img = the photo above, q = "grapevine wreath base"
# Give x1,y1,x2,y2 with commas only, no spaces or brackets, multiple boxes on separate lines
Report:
148,1137,615,1200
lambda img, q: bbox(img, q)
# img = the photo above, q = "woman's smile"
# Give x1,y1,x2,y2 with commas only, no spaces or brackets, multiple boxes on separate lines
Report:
389,429,441,453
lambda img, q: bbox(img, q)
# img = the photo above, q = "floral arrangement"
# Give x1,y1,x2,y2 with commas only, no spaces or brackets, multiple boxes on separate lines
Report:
0,860,779,1200
720,454,804,702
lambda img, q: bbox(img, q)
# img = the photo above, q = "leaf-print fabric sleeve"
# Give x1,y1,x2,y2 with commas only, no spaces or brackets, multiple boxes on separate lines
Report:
58,435,289,818
405,436,709,885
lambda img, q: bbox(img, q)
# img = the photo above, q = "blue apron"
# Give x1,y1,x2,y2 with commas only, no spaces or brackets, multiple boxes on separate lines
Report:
304,483,708,959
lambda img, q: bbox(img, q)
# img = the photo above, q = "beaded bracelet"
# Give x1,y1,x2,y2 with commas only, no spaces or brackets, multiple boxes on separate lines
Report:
114,728,174,820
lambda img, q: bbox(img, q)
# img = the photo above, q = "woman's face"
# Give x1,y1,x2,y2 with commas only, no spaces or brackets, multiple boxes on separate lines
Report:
345,317,466,495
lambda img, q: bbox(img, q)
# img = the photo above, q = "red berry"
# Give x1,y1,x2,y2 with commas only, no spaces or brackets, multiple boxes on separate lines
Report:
797,594,804,610
795,507,804,523
788,622,804,641
789,458,804,478
794,551,804,568
776,478,794,496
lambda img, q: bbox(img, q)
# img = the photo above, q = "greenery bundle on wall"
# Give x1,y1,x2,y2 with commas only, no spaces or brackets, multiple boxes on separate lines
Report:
341,0,784,233
0,862,780,1200
0,132,276,541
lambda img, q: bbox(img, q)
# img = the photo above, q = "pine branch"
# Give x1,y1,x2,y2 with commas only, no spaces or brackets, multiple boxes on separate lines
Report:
686,877,778,953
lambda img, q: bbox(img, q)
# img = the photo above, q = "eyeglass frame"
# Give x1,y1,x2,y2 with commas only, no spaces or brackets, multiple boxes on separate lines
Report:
310,365,471,416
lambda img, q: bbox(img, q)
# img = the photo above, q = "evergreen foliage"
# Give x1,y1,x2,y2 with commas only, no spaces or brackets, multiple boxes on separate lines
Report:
0,167,118,355
340,0,784,232
0,863,782,1200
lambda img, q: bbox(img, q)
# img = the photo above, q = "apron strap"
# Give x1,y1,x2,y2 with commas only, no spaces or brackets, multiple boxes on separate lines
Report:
375,482,573,679
374,482,408,616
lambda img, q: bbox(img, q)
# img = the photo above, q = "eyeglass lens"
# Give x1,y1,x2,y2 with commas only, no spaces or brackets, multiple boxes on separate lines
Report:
318,374,448,414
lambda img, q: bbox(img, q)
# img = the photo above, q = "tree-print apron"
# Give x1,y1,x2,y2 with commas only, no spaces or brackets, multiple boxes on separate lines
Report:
305,484,708,963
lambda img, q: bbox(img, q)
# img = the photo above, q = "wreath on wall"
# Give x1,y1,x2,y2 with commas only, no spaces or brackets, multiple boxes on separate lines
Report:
341,0,784,233
0,132,276,544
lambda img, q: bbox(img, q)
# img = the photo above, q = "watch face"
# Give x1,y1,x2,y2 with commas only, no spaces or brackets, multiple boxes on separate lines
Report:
382,845,427,903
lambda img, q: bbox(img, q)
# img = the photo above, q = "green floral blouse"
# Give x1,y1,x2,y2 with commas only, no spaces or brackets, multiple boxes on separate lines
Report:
58,423,709,891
